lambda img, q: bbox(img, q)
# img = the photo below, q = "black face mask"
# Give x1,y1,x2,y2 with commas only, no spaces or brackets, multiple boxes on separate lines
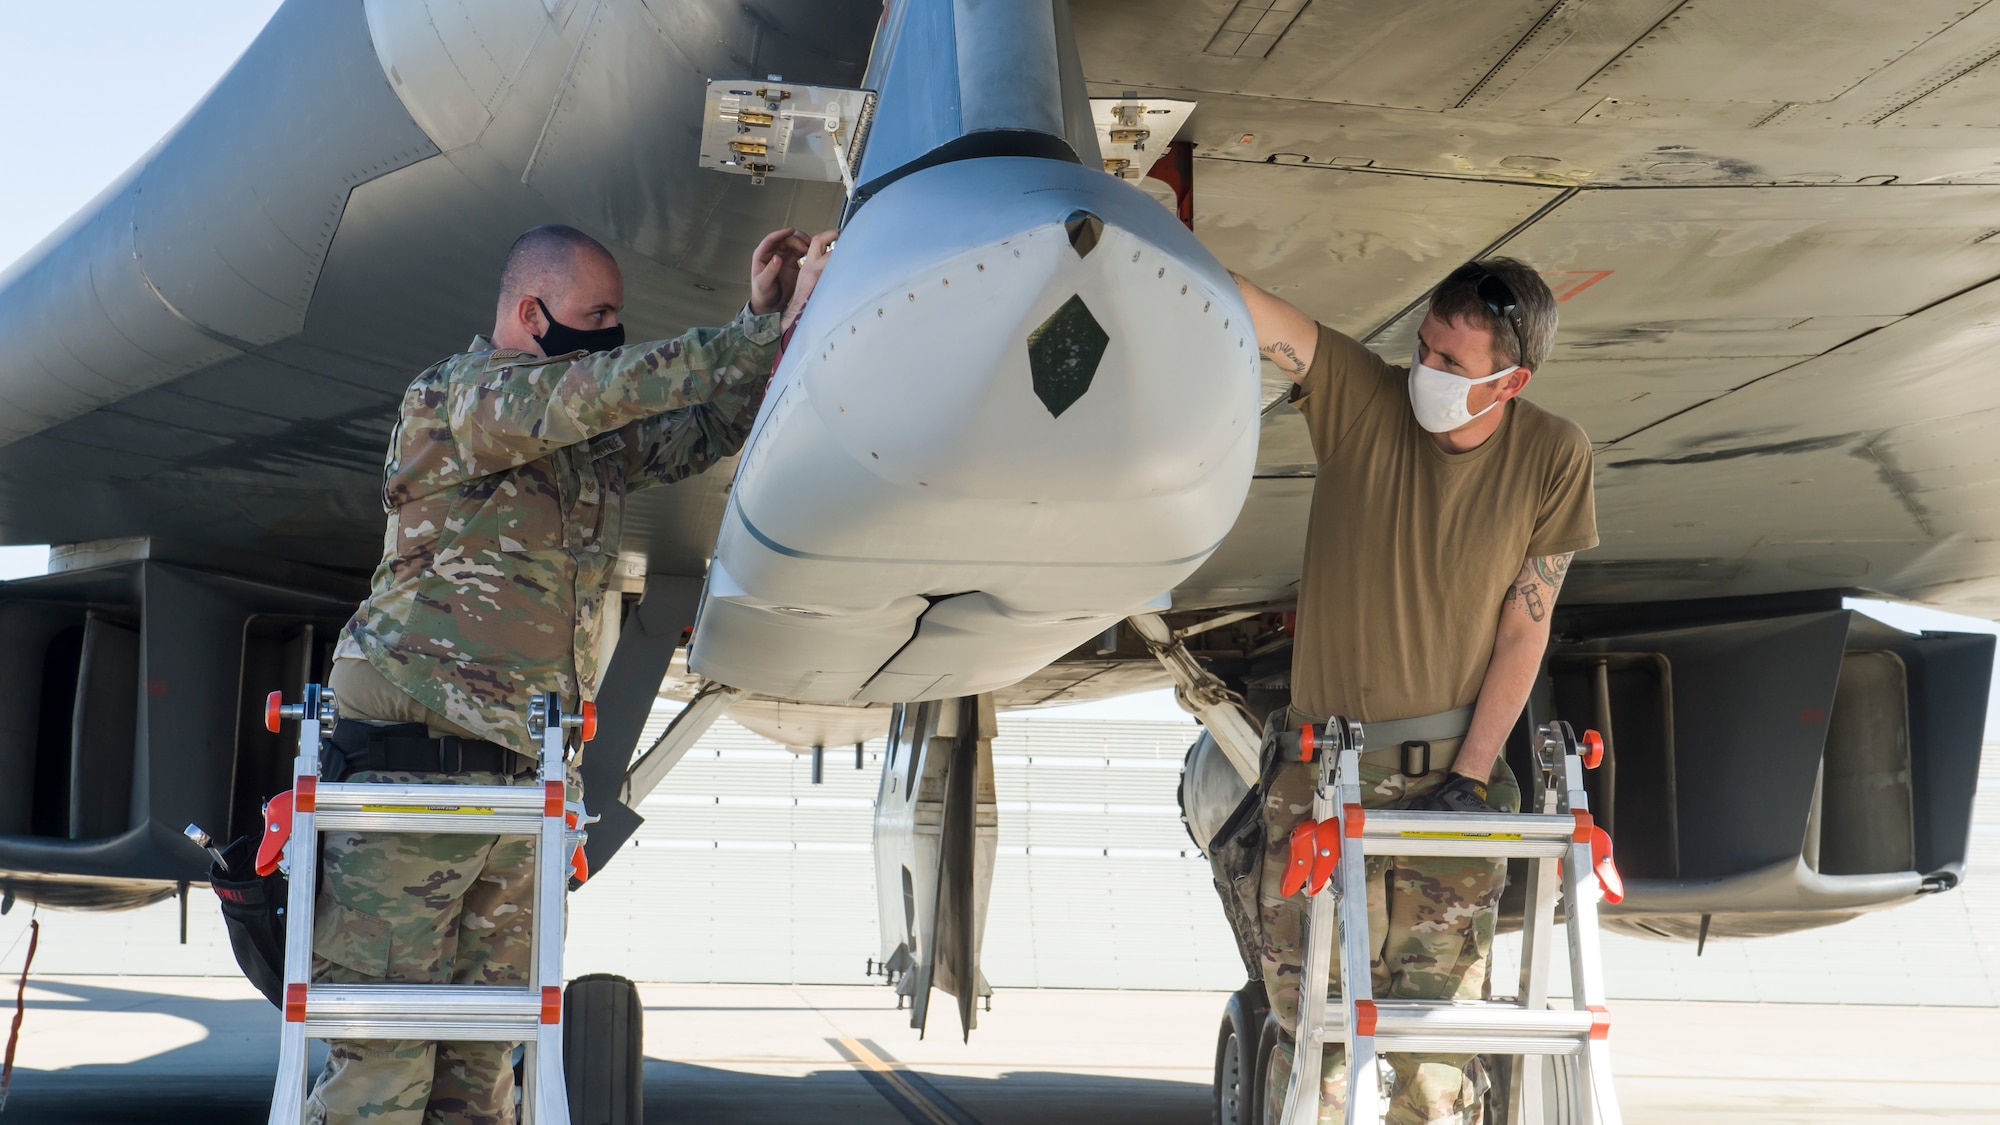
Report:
533,297,625,356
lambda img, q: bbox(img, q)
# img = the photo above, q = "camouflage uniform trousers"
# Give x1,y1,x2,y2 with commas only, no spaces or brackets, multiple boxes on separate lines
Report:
308,662,580,1125
1258,742,1523,1125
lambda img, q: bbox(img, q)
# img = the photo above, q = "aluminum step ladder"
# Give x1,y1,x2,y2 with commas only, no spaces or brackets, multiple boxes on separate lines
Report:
258,683,593,1125
1275,718,1624,1125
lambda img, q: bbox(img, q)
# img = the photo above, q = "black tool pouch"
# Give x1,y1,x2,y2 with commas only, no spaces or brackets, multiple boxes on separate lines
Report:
1200,708,1301,981
207,833,288,1008
1200,704,1312,976
1206,785,1267,981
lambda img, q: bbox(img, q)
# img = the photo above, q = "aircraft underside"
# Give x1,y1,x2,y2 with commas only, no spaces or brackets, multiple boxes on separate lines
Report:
0,0,1991,1041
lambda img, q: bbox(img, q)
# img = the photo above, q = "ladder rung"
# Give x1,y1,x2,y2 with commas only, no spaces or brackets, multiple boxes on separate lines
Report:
1376,1035,1584,1055
315,811,544,834
302,986,543,1042
1356,810,1574,858
1303,1001,1598,1056
313,783,548,812
310,783,551,835
1371,1002,1595,1039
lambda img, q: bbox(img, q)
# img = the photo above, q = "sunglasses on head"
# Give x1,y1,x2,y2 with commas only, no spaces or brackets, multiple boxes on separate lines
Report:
1463,265,1526,368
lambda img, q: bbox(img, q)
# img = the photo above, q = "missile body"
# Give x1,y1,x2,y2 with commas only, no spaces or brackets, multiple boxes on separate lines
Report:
690,155,1259,702
686,0,1260,703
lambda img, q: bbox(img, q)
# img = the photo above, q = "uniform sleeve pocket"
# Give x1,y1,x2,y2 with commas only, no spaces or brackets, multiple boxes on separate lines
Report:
312,899,391,979
474,477,564,554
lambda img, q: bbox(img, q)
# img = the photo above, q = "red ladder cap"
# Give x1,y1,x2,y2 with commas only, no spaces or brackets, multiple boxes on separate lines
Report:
1354,1000,1378,1036
541,985,562,1024
1588,1005,1611,1040
1343,805,1366,838
545,781,565,817
1580,729,1605,769
1572,810,1593,843
295,775,316,813
285,983,308,1023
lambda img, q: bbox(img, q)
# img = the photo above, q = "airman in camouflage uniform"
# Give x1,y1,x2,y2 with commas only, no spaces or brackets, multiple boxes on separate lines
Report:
309,223,832,1124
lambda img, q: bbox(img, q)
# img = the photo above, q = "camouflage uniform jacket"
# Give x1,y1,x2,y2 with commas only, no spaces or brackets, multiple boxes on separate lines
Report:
336,307,780,755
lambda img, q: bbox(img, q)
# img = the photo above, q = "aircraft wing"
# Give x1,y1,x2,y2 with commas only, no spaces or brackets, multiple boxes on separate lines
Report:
0,0,883,908
0,0,1986,974
1063,0,1997,945
1076,0,2000,615
0,0,877,580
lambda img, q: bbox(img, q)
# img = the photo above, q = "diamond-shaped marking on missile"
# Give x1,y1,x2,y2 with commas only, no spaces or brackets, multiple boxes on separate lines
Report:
1026,295,1108,418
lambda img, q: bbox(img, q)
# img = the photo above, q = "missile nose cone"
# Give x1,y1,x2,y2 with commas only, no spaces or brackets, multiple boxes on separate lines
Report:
1064,210,1104,258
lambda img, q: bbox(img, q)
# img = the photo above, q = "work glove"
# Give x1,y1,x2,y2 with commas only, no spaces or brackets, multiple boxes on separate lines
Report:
1404,773,1498,814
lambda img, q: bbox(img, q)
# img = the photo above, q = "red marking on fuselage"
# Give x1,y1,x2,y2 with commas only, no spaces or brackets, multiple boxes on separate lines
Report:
1541,270,1613,302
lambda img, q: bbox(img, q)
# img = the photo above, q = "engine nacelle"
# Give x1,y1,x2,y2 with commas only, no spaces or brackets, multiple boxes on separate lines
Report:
689,156,1259,703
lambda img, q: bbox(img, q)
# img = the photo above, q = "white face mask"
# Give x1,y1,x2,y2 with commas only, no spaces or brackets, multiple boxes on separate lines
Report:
1408,348,1517,434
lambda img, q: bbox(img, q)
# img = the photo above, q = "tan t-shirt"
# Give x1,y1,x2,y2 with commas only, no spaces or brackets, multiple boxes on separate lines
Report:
1289,325,1597,724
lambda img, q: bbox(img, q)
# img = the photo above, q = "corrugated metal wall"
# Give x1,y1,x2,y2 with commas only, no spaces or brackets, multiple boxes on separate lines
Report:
564,711,1247,991
565,705,2000,1005
981,719,1247,990
6,706,1994,1008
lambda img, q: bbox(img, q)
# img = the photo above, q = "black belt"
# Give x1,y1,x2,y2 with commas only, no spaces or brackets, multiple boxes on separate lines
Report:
324,721,530,781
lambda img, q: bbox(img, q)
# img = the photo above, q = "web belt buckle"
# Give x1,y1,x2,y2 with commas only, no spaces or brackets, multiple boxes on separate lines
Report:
1400,740,1432,778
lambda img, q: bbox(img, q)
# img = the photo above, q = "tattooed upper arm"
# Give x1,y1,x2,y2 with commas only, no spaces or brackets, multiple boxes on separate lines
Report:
1501,552,1575,625
1233,271,1318,383
1262,339,1309,377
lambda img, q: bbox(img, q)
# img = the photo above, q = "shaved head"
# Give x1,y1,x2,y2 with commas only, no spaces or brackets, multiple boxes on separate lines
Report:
491,224,624,355
497,224,617,313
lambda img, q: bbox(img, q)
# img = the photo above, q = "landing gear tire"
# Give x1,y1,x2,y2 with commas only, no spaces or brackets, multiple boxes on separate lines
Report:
1485,1053,1583,1124
1213,982,1268,1125
1252,1008,1286,1125
563,972,643,1125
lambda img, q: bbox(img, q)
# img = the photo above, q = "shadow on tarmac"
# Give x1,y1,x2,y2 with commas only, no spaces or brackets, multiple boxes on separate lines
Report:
8,1062,1208,1125
0,1080,274,1125
649,1061,1208,1125
0,977,284,1125
3,979,1210,1125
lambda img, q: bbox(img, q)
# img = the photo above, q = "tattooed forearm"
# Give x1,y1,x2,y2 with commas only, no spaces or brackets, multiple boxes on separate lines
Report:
1503,553,1574,625
1262,340,1307,376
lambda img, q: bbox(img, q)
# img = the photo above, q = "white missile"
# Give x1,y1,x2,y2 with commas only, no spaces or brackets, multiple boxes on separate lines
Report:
688,154,1261,703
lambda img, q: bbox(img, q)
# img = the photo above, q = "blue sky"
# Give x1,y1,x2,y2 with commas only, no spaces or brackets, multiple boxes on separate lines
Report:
0,2,1992,736
0,1,283,587
0,1,283,273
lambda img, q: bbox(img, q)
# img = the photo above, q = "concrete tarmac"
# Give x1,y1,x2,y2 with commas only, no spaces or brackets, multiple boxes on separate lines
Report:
3,976,1998,1123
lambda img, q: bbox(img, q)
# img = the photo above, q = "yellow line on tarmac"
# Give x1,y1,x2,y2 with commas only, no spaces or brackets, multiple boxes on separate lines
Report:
835,1036,959,1125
